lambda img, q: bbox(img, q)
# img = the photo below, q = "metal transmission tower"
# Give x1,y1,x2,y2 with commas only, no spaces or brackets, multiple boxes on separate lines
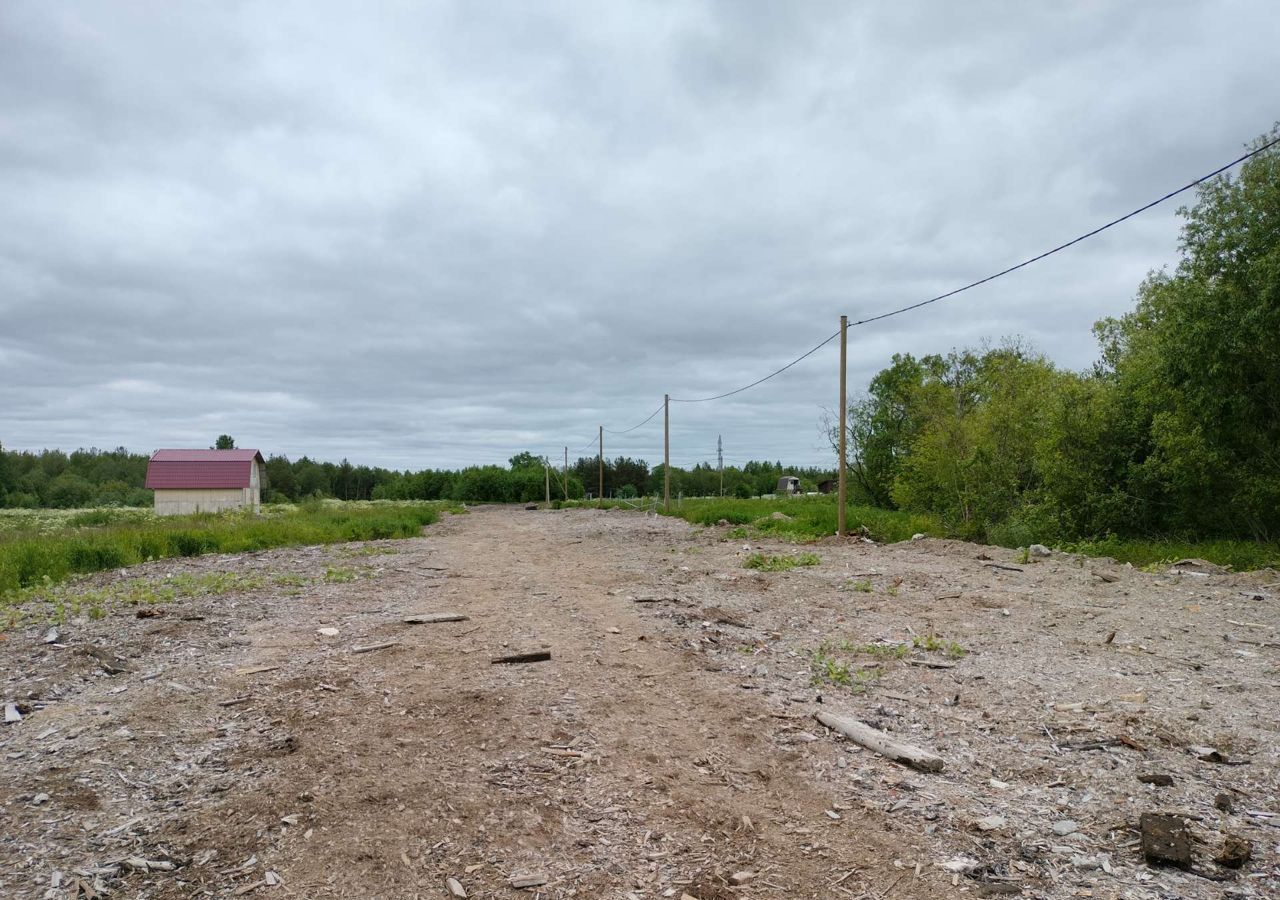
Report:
718,435,723,496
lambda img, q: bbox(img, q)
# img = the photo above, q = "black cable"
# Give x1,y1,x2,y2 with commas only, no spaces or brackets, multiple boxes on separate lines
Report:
603,402,666,435
562,132,1280,446
665,133,1279,404
669,329,841,403
846,134,1280,329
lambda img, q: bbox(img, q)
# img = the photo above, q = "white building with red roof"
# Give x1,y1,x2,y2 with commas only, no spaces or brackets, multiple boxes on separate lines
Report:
144,449,266,516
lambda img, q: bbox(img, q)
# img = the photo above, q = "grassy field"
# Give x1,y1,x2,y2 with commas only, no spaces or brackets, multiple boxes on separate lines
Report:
664,495,942,544
0,500,447,598
569,494,1280,572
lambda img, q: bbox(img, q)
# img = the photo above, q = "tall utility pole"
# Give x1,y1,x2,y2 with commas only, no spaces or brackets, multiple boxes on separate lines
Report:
598,425,604,505
563,446,569,500
544,456,551,506
718,434,724,496
838,314,848,537
663,393,670,512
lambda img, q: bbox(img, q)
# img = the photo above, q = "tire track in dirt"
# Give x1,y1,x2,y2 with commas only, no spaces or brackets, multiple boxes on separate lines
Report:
163,506,939,898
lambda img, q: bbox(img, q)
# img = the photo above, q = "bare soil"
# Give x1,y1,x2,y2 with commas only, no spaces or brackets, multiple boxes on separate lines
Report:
2,506,1278,899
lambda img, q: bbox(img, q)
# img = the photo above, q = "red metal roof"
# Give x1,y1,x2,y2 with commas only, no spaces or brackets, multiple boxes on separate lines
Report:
145,449,264,490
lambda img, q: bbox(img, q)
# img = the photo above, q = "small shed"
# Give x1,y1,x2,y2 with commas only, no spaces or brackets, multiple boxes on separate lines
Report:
817,479,836,494
776,475,800,496
145,449,266,516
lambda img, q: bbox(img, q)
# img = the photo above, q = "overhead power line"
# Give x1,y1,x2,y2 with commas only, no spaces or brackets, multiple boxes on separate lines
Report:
664,133,1280,406
603,401,666,435
669,329,841,403
844,133,1280,329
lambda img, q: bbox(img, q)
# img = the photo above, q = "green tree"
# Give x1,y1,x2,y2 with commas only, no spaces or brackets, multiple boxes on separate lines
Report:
214,434,236,450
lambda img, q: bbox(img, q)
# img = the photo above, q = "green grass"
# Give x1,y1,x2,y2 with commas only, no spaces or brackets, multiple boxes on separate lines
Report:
659,495,1280,572
0,501,441,601
664,496,942,544
1057,535,1280,572
810,643,881,691
6,571,268,630
743,551,821,572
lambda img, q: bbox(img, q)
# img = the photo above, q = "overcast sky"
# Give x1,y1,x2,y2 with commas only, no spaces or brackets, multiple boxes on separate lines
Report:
1,2,1275,470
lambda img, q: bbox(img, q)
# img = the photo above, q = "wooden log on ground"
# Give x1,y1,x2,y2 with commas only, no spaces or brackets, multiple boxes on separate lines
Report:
351,641,400,654
492,650,551,665
403,613,469,624
815,711,944,773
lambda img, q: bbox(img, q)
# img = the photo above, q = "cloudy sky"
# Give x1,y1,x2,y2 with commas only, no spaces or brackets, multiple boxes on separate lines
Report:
1,2,1274,470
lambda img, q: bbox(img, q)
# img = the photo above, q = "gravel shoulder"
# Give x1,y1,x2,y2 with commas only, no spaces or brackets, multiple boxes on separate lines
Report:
2,506,1277,899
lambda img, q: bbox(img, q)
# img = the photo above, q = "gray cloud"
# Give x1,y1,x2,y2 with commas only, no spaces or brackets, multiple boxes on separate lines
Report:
1,1,1275,469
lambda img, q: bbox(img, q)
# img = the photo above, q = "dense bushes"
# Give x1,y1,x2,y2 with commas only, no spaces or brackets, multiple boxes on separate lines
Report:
839,128,1280,543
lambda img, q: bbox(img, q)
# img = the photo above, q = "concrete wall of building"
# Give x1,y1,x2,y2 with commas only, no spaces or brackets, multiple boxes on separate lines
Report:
154,488,251,516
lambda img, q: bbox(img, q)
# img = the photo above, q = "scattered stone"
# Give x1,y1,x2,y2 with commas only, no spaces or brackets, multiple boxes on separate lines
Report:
607,626,621,634
1029,544,1051,558
81,645,131,675
509,873,548,889
975,815,1006,832
1051,820,1079,836
911,533,926,541
264,871,280,886
1189,745,1229,763
42,626,60,644
1214,792,1235,813
1141,813,1192,869
316,627,340,637
1215,834,1252,869
4,703,21,724
32,792,50,805
446,876,467,897
1072,855,1102,870
729,871,756,885
1168,558,1227,575
1138,773,1174,786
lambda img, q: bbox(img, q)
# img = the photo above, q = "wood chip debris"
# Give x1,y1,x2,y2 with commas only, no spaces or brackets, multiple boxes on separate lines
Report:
234,665,280,677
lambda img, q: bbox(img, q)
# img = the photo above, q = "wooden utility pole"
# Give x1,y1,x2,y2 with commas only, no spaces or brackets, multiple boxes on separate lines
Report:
563,446,569,500
838,314,848,537
598,426,604,505
663,394,670,512
544,456,551,505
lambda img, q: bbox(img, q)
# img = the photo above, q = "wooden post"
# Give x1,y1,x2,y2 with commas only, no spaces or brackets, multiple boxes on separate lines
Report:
838,314,848,538
544,457,550,505
598,425,604,506
563,446,569,500
663,394,670,512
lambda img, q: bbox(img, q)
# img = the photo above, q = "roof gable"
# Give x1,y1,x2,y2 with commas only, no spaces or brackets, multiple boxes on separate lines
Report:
145,449,263,490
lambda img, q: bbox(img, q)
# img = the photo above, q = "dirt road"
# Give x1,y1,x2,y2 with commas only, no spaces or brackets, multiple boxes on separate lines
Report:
2,507,1277,898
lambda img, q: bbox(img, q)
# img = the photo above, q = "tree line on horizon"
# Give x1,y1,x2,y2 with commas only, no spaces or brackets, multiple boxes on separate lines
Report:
0,443,831,509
